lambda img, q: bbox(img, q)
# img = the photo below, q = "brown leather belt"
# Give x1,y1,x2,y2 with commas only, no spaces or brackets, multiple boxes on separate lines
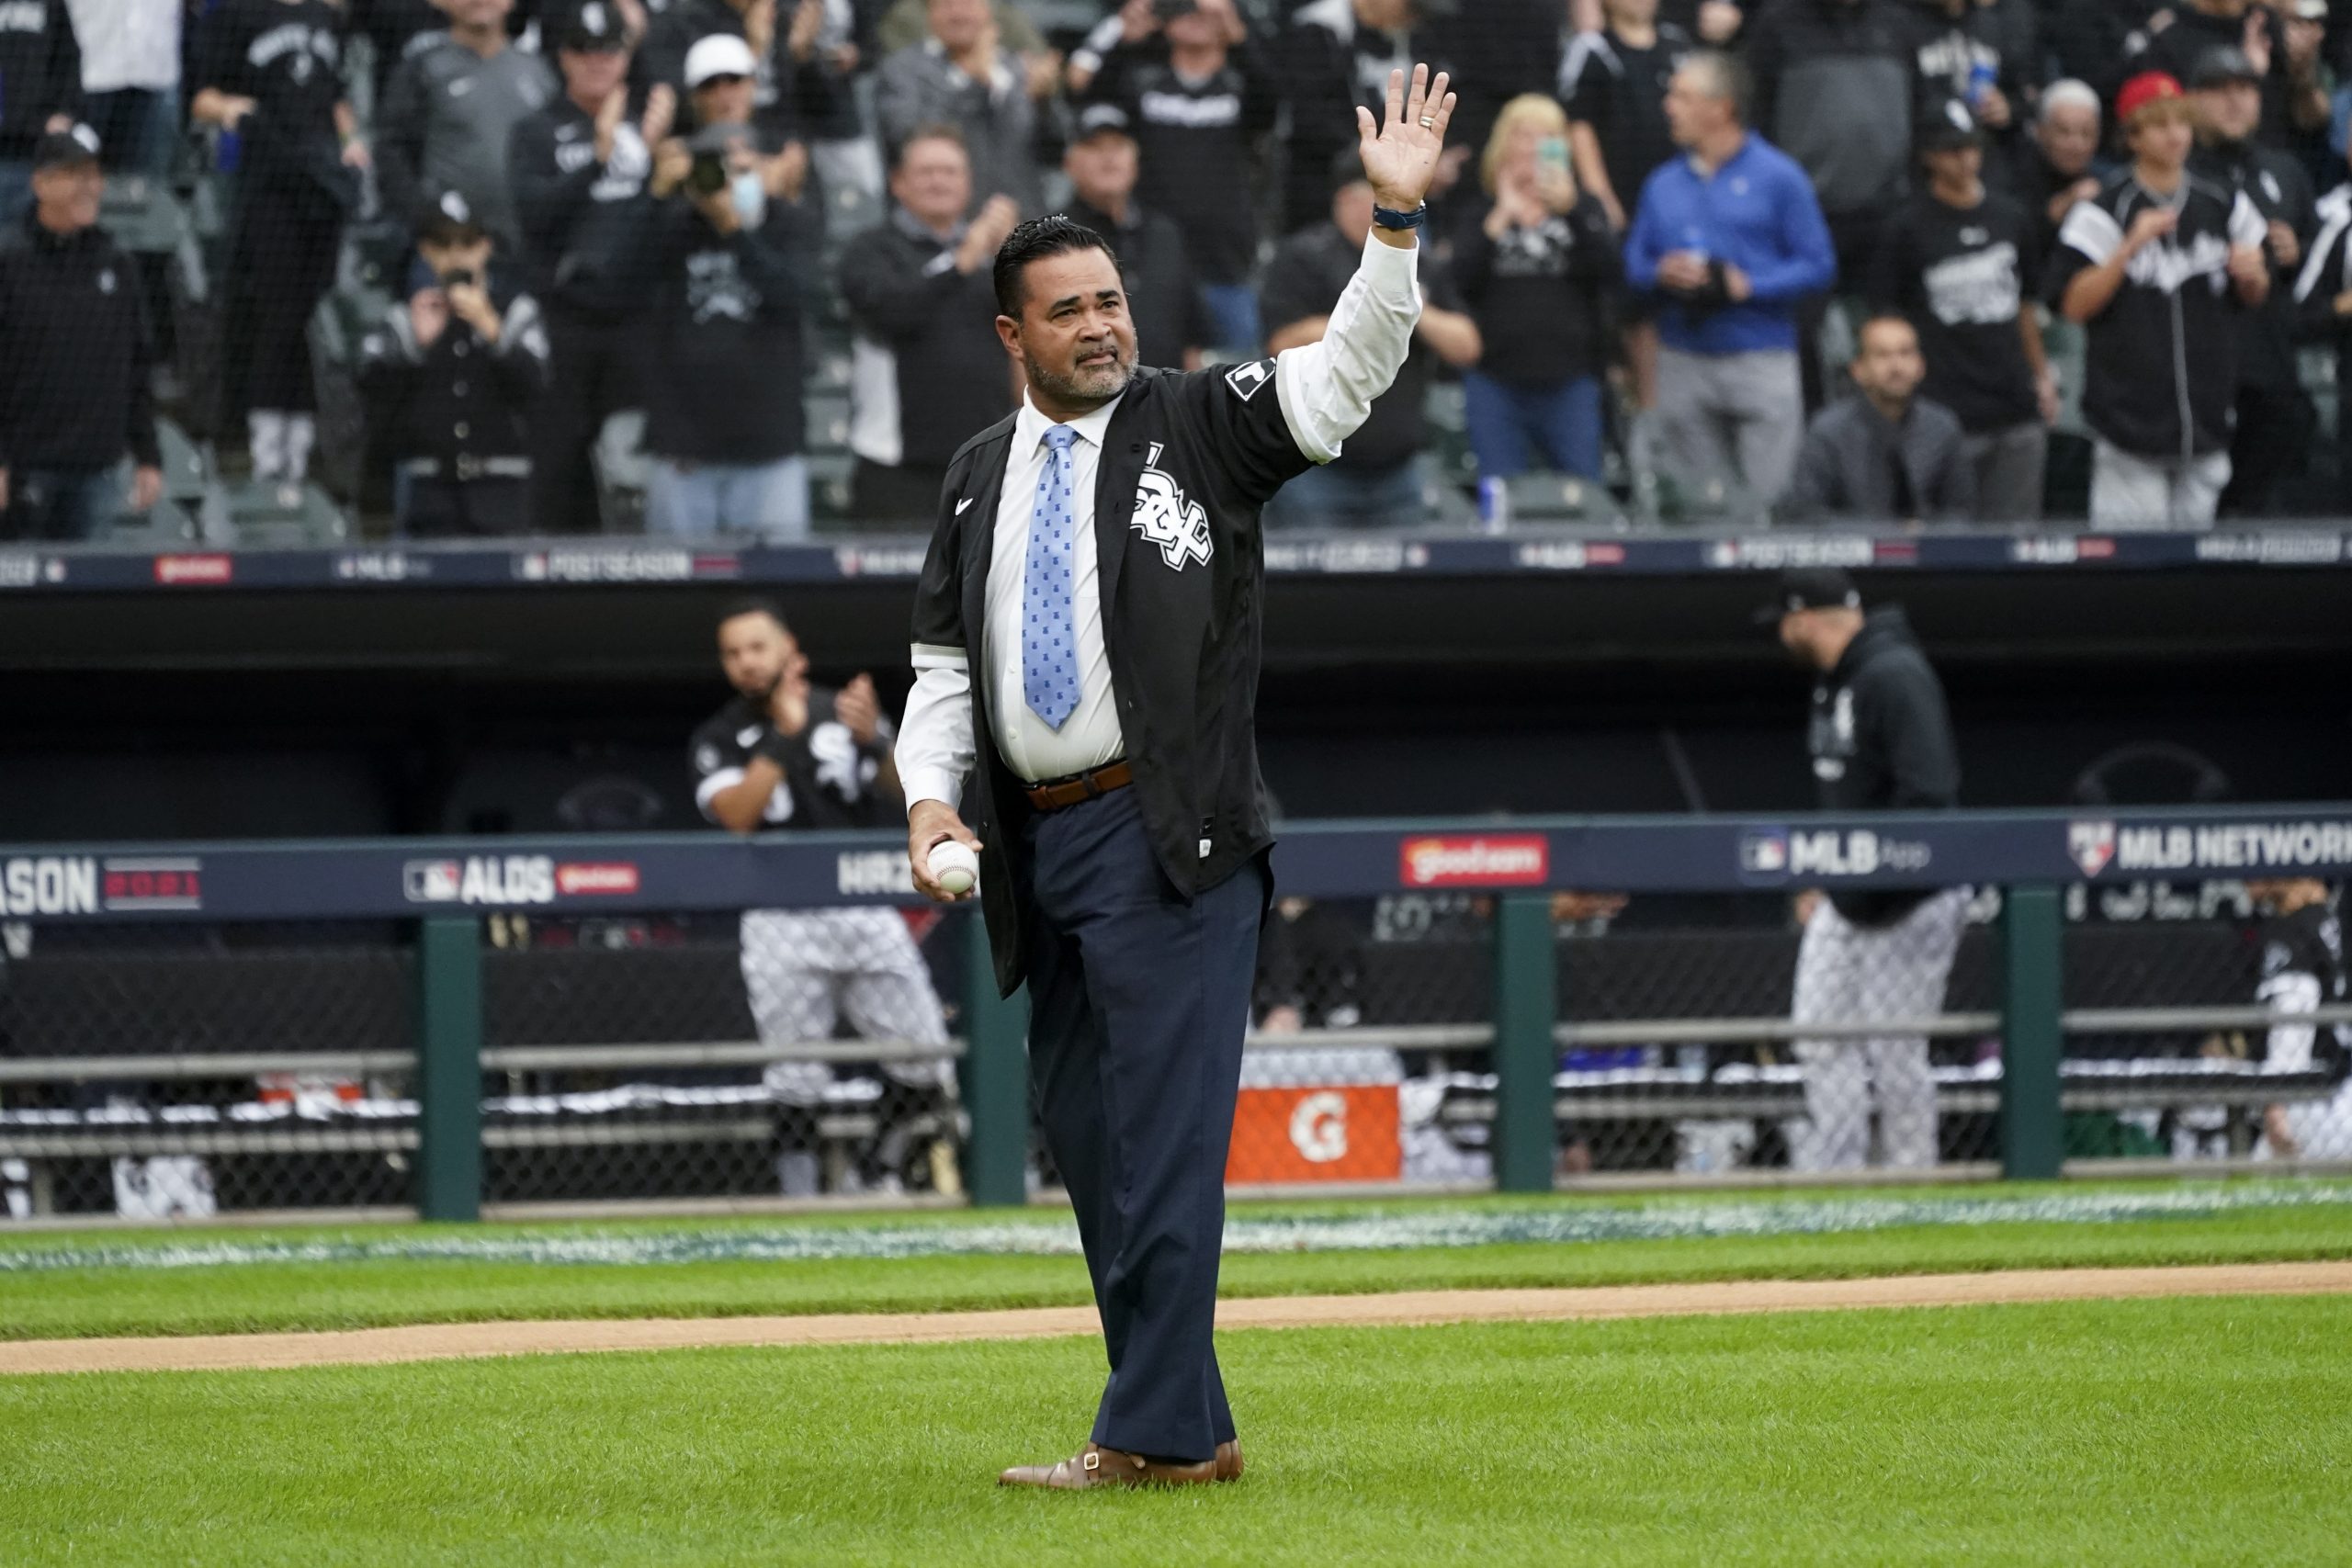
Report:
1024,760,1134,812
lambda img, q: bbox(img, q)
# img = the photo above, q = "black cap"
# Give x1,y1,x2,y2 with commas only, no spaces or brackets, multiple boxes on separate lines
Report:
1074,101,1134,141
1754,567,1863,625
32,123,100,172
556,0,628,51
1917,96,1982,152
417,189,487,245
2190,46,2261,90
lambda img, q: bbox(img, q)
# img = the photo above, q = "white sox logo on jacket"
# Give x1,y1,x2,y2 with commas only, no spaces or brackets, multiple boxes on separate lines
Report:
1131,443,1212,570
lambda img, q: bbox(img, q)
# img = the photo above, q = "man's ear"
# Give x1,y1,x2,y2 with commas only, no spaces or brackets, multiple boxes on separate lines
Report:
994,313,1023,359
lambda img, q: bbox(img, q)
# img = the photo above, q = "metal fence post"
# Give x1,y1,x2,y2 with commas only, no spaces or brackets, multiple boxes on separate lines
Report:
2000,885,2064,1180
961,913,1029,1208
1493,893,1557,1192
415,916,483,1222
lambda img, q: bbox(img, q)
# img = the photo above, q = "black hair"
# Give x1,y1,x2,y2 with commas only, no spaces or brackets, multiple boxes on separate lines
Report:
991,214,1116,319
716,597,788,634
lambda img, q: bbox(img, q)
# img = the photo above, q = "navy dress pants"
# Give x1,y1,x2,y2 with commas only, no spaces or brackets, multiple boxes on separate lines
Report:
1019,787,1266,1462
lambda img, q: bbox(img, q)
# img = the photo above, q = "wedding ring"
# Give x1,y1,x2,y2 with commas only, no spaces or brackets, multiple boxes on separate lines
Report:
1419,115,1435,128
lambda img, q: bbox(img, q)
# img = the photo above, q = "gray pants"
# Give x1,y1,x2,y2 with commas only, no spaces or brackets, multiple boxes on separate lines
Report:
1790,888,1969,1171
1656,346,1805,504
1962,423,2047,523
2090,440,2229,529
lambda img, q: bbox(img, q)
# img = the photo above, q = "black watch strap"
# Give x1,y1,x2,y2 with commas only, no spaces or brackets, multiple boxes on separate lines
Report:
1372,203,1428,231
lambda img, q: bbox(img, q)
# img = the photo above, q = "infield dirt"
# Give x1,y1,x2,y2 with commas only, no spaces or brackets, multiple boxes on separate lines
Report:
7,1260,2349,1376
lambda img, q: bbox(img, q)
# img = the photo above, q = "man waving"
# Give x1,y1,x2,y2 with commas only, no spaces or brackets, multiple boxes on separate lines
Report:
895,63,1455,1490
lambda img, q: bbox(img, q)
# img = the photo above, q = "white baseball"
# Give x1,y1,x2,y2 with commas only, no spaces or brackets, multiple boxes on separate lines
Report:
927,840,979,896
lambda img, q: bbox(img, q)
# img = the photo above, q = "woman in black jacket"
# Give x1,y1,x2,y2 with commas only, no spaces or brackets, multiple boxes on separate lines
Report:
1453,93,1620,482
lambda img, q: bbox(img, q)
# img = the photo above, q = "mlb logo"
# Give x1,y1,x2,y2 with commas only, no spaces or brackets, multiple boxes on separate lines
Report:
1739,831,1789,877
403,861,462,902
2069,820,2117,878
1224,358,1274,402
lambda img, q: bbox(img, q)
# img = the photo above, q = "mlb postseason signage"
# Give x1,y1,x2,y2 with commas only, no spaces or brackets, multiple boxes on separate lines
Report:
7,807,2352,921
6,528,2352,593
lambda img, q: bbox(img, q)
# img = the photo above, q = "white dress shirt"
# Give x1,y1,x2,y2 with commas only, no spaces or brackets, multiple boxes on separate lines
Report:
897,231,1425,811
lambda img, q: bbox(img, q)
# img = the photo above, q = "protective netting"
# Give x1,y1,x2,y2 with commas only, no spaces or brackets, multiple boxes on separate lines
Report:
479,906,965,1206
6,883,2348,1221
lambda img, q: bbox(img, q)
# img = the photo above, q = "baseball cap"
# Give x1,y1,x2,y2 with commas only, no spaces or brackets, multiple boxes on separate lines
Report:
32,122,100,173
684,33,758,89
1917,96,1982,152
2116,70,2187,124
1074,101,1135,142
417,189,487,245
2189,47,2261,90
1753,568,1863,626
556,0,628,51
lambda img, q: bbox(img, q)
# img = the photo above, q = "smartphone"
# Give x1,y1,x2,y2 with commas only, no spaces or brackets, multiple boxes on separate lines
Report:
1538,136,1571,176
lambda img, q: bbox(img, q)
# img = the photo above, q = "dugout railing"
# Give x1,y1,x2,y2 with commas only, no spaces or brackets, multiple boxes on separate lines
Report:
2,805,2349,1224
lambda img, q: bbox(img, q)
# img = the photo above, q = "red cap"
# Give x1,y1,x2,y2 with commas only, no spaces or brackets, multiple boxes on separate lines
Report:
2116,71,2187,124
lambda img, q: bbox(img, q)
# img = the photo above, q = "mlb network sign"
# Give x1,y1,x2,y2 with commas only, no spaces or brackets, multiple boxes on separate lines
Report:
1739,827,1932,883
2068,818,2352,878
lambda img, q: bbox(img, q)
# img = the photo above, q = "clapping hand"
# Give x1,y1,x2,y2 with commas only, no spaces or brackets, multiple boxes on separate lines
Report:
1355,64,1457,215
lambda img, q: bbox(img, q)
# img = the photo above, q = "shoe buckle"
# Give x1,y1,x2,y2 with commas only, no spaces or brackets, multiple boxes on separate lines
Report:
1082,1451,1100,1473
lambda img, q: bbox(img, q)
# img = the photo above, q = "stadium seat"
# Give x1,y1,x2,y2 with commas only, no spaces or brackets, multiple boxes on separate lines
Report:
1503,471,1619,526
97,176,189,256
215,479,351,545
155,419,209,504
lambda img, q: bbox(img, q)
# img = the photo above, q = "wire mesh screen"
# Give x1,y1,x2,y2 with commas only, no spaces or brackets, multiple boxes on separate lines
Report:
1525,891,2000,1179
2062,885,2352,1166
0,920,414,1220
1235,895,1491,1190
479,906,967,1208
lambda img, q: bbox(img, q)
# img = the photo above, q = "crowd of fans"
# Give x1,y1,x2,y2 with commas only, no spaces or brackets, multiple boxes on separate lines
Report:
8,0,2352,538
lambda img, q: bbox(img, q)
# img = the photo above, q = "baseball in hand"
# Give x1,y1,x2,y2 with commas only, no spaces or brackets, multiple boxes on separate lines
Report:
927,840,980,896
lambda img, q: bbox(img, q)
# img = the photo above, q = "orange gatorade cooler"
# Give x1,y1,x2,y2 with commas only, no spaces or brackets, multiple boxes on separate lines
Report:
1226,1046,1403,1184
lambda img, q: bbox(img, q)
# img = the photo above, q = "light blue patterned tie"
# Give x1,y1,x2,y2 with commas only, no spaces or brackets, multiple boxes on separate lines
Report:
1023,424,1082,730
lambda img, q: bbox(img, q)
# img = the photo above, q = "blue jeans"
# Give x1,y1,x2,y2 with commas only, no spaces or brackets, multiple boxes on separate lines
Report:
1262,454,1428,529
1197,282,1261,356
1464,371,1604,480
85,87,180,178
5,467,122,541
646,456,809,540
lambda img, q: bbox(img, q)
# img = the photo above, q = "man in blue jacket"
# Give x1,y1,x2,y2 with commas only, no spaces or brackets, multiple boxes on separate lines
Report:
1624,51,1835,504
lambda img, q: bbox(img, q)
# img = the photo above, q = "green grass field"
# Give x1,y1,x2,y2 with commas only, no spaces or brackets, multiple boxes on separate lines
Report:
6,1180,2352,1340
6,1295,2349,1565
8,1181,2352,1563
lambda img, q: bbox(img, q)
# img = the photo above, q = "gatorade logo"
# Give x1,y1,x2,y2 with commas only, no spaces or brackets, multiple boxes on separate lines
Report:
1288,1091,1350,1163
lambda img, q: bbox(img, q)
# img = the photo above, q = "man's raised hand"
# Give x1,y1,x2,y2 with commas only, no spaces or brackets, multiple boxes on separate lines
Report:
1355,64,1457,213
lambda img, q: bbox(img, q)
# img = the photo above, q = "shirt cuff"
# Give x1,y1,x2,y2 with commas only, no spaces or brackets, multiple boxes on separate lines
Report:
1357,230,1422,299
900,766,964,816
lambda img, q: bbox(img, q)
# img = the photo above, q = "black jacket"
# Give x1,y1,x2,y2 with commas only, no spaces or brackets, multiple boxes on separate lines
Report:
1451,195,1619,389
356,270,548,468
690,688,898,830
1784,396,1975,523
0,0,79,156
910,358,1313,994
838,208,1012,472
508,96,659,316
1086,36,1278,286
1808,607,1961,925
642,191,809,465
0,214,156,471
2193,136,2315,394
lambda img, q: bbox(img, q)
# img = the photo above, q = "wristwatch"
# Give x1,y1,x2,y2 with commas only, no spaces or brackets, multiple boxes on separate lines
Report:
1373,203,1428,231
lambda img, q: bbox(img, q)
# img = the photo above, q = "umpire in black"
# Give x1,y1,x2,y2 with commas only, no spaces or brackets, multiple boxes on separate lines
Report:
895,63,1455,1490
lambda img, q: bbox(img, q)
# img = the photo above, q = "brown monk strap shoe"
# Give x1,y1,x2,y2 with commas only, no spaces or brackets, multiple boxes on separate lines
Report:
1214,1441,1244,1483
998,1442,1218,1490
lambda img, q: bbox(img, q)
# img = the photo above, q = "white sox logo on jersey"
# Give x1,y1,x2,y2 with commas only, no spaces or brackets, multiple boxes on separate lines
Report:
1131,443,1212,570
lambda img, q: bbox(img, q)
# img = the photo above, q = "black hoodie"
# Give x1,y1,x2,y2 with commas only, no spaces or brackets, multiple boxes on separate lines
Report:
1808,607,1960,923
